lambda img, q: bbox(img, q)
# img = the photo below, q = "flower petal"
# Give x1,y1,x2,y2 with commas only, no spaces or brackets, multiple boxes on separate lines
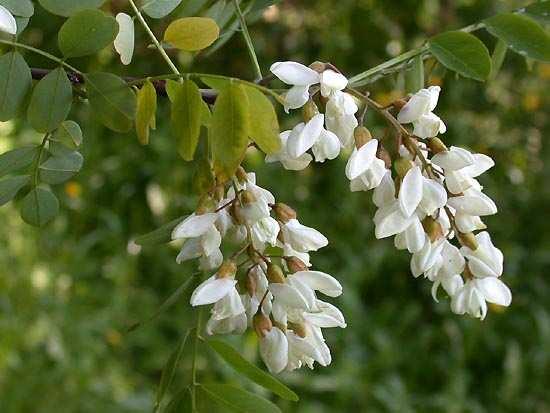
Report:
290,271,343,297
284,85,310,112
476,277,512,307
319,69,348,97
260,327,289,374
287,114,324,158
190,276,237,306
172,213,218,239
114,13,135,65
270,61,320,86
0,5,16,35
398,166,423,217
345,139,378,180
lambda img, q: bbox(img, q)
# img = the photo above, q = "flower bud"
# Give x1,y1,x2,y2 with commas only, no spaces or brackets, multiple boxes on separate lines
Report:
428,137,448,154
376,144,392,169
309,61,327,73
235,166,248,183
422,216,444,242
285,256,308,273
253,312,272,338
288,321,307,338
229,202,244,225
267,263,285,284
245,269,257,297
392,98,408,111
302,100,319,122
457,232,479,250
354,126,372,149
394,157,414,178
240,189,257,206
272,202,297,223
463,265,474,280
217,260,237,279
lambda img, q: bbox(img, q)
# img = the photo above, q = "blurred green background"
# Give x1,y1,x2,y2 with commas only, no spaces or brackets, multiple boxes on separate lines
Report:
1,0,549,412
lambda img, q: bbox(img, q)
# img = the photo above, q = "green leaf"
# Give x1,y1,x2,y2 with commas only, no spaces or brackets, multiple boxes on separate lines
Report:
27,67,73,133
58,9,118,58
171,80,203,161
155,330,191,411
134,217,182,246
485,13,550,62
20,186,59,227
206,339,299,401
405,55,425,93
85,73,136,133
136,81,157,145
165,79,180,102
164,17,220,51
242,86,280,155
428,31,491,81
38,0,106,17
0,0,34,17
0,146,38,177
0,52,32,121
210,81,249,181
490,39,508,81
0,175,29,206
192,158,215,195
523,1,550,25
142,0,183,19
200,99,212,127
199,383,282,413
163,388,192,413
39,151,84,185
201,76,229,92
52,120,83,149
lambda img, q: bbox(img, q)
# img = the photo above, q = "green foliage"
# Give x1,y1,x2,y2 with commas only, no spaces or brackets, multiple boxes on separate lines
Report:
0,175,29,206
490,39,508,81
243,86,281,154
51,120,83,149
170,80,203,160
19,186,59,226
428,31,492,81
39,150,83,185
164,17,220,51
38,0,106,17
206,339,299,401
135,217,183,246
27,67,73,133
58,9,118,58
199,383,282,413
0,0,33,18
143,0,183,19
0,52,32,121
85,72,137,133
523,1,550,24
405,55,424,93
485,13,550,62
136,80,158,145
0,146,38,177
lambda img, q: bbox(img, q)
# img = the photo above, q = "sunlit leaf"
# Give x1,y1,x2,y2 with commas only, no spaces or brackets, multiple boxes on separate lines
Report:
39,151,83,185
28,68,73,133
38,0,106,17
143,0,183,19
58,9,118,58
428,31,491,81
0,146,38,177
199,383,282,413
20,186,59,226
136,81,157,145
171,80,203,160
206,339,299,401
0,51,32,121
164,17,220,51
242,86,280,154
0,175,29,206
485,13,550,62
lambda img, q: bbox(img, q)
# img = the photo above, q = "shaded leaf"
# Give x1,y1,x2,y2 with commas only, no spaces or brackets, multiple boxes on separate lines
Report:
20,186,59,226
39,151,83,185
0,146,38,177
485,13,550,62
200,383,282,413
136,80,157,145
28,67,72,133
165,79,180,102
163,388,192,413
242,86,280,154
0,175,29,206
0,51,32,121
164,17,220,51
206,339,299,401
490,39,508,81
0,0,33,18
192,157,215,195
405,55,425,93
143,0,183,19
134,217,182,246
171,80,203,160
38,0,106,17
523,1,550,25
52,120,83,149
86,72,136,133
428,31,491,81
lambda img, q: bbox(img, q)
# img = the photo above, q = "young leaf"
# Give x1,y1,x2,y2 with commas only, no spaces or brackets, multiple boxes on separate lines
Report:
0,175,29,206
200,99,212,127
38,0,106,17
405,55,425,93
523,1,550,25
165,79,180,102
143,0,183,19
0,0,33,18
155,330,191,411
210,81,249,181
0,146,38,177
85,73,136,133
484,13,550,62
27,67,73,133
20,186,59,227
136,81,157,145
428,31,491,81
171,80,203,160
201,76,229,92
206,339,299,401
58,9,118,58
489,39,508,81
134,217,183,246
39,151,84,185
242,86,281,155
199,383,282,413
52,120,83,149
164,17,220,51
0,51,32,121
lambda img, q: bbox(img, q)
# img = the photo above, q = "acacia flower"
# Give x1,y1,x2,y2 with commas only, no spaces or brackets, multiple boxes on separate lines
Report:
397,86,446,138
0,5,16,35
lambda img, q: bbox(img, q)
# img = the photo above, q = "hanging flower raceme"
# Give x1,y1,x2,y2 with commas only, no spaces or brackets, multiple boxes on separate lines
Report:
172,167,346,373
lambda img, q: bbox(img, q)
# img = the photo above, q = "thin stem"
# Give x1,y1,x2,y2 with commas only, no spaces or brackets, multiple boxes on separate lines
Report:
190,307,203,412
128,0,181,76
32,135,49,187
232,0,262,81
0,39,81,74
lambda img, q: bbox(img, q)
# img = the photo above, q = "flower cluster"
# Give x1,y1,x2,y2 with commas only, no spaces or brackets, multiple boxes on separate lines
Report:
269,61,511,320
172,168,346,373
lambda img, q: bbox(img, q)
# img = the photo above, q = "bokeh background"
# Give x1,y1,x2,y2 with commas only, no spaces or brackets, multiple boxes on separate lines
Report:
1,0,549,412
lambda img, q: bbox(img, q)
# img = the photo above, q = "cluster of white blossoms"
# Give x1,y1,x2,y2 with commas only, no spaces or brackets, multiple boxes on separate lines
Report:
269,61,511,320
172,168,346,373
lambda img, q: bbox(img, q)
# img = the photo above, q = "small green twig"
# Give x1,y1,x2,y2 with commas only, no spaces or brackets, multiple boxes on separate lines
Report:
232,0,263,81
190,307,203,412
32,134,49,188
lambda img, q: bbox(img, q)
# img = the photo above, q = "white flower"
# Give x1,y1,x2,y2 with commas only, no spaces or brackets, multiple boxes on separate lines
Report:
210,287,246,320
281,218,329,253
259,327,289,374
0,5,17,35
288,271,343,298
394,218,426,253
446,188,497,217
114,13,134,65
410,236,445,278
190,275,237,306
398,166,447,218
460,231,503,278
265,129,313,171
429,241,465,301
397,86,446,138
205,288,247,335
451,277,511,319
345,139,387,192
269,282,311,311
311,128,341,162
319,69,348,97
206,312,247,335
285,330,322,371
270,61,320,112
251,217,280,251
172,213,218,239
303,299,347,328
325,91,359,148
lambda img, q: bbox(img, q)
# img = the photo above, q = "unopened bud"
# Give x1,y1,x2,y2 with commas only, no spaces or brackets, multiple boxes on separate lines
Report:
240,189,257,206
377,144,392,169
247,245,261,264
285,256,308,273
217,260,237,279
236,166,248,183
229,202,244,225
288,321,307,338
428,137,447,154
272,202,297,223
253,312,272,338
309,61,327,73
354,126,372,149
458,232,479,250
267,263,285,284
422,216,444,242
394,157,414,178
302,100,319,122
392,98,408,111
245,269,257,296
